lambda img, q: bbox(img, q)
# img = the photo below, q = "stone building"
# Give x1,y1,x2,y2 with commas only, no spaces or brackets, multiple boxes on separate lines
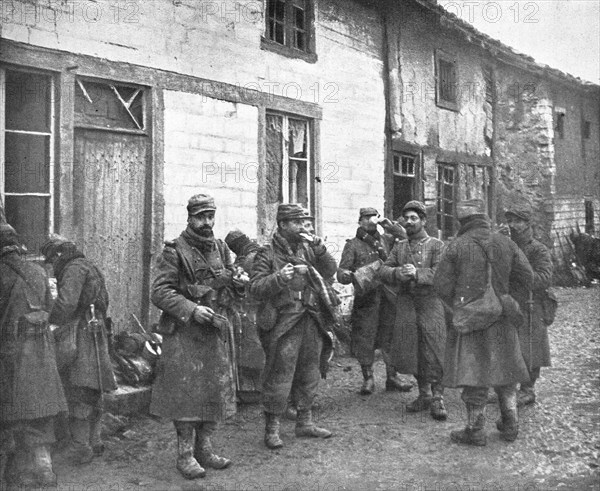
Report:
1,0,598,326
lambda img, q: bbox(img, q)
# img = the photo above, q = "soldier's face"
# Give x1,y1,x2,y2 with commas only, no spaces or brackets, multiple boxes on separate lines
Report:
188,211,215,235
359,216,377,232
403,211,425,235
303,219,315,234
280,219,305,241
507,216,528,234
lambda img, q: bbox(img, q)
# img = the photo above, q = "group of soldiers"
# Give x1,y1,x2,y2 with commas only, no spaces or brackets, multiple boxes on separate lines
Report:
0,191,553,484
1,226,115,487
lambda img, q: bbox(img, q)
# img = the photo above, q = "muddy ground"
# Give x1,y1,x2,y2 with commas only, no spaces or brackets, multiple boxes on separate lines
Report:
51,287,599,491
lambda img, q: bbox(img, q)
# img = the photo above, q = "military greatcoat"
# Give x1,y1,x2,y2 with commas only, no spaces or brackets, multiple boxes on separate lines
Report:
510,228,553,369
150,232,238,421
1,249,67,422
337,230,397,365
434,218,533,388
49,253,116,393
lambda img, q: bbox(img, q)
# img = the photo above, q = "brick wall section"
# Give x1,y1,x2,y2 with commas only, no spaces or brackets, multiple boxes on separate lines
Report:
163,91,259,241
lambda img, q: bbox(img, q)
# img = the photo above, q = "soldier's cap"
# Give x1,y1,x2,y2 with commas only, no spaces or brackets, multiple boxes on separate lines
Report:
505,203,532,222
40,234,76,262
301,207,314,221
187,194,216,216
225,229,257,256
456,199,486,220
402,200,427,217
359,207,379,219
277,203,312,222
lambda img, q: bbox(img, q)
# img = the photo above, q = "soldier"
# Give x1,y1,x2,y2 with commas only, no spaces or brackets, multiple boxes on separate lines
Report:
224,230,265,403
337,207,411,395
379,201,448,420
41,235,116,464
250,203,338,449
151,194,242,479
1,224,67,487
504,203,553,406
434,199,533,445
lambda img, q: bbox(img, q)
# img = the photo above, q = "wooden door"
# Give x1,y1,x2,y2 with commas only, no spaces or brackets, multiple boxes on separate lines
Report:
74,128,149,332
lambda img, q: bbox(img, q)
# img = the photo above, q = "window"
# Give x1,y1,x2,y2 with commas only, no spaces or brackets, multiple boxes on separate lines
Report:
583,120,591,140
262,0,316,62
436,163,456,239
265,112,312,210
435,50,458,111
555,111,565,139
392,153,419,219
0,68,55,254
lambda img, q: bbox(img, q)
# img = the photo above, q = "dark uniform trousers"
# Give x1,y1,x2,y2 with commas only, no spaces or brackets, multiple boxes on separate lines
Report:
262,313,323,415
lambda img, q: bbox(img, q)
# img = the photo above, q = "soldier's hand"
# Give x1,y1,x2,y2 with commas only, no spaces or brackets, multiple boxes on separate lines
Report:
378,217,392,229
401,264,417,278
310,235,328,255
339,270,353,284
192,305,215,324
279,263,295,282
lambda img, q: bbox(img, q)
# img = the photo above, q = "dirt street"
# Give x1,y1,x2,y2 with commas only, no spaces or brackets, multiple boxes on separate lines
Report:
50,287,599,491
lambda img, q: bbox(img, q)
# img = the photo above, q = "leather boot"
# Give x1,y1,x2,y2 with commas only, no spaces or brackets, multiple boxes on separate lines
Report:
496,390,519,442
264,412,284,449
31,445,57,487
68,418,94,465
89,407,105,456
385,365,413,392
406,381,432,413
194,422,231,470
430,384,448,421
295,409,332,439
517,384,536,407
450,404,487,446
284,402,298,420
174,422,205,479
360,365,375,395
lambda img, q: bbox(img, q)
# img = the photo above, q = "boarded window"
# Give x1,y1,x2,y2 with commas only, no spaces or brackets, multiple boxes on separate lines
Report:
435,50,458,111
265,112,312,209
1,68,55,254
392,153,419,219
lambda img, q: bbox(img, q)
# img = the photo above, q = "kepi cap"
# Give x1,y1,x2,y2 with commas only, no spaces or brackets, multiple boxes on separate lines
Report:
456,199,486,220
359,207,379,219
505,203,532,222
402,200,427,217
277,203,311,222
187,194,216,216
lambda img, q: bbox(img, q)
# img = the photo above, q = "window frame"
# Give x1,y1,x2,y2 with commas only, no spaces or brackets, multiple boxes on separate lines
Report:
0,66,57,257
435,49,459,112
261,0,317,63
436,162,458,239
555,110,565,140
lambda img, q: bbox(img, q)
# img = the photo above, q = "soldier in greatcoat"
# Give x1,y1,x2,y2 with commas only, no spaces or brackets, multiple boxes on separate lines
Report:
504,203,553,406
151,194,242,479
434,199,533,446
1,224,67,487
337,207,411,395
224,229,264,403
41,235,116,464
379,201,448,420
250,204,338,449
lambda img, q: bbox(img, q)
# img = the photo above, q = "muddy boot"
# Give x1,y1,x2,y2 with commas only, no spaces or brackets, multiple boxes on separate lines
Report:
174,422,205,479
360,365,375,395
31,445,57,487
430,384,448,421
385,365,413,392
89,407,105,457
68,418,94,465
517,384,536,407
496,390,519,442
264,412,283,449
450,404,487,446
295,409,332,439
406,381,432,413
195,422,231,470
